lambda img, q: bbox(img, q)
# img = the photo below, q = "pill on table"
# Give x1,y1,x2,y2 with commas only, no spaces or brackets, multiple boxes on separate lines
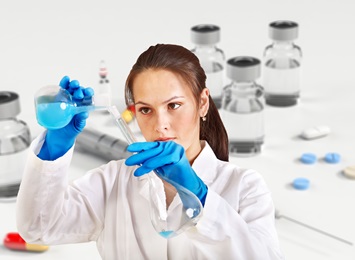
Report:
293,178,310,190
343,165,355,179
121,105,136,123
300,125,331,140
324,153,341,164
3,232,49,252
300,153,317,164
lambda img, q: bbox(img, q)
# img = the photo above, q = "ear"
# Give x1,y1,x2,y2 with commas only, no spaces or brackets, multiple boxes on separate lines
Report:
199,88,210,117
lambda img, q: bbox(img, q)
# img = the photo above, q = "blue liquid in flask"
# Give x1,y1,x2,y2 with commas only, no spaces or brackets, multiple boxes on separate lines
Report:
159,230,174,239
36,102,101,130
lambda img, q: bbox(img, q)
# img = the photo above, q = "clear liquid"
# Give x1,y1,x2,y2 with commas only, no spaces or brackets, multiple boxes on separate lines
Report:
95,80,112,107
204,62,224,109
263,60,300,106
0,120,30,154
0,148,29,187
94,94,111,108
220,109,264,156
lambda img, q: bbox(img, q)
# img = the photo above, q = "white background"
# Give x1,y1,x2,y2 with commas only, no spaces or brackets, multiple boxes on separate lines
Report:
1,0,355,259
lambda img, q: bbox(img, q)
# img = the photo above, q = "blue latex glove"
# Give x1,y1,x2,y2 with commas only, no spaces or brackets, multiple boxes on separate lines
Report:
125,141,208,206
38,76,93,160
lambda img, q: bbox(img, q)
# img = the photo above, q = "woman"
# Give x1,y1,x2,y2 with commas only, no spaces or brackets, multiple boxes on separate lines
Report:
16,44,284,259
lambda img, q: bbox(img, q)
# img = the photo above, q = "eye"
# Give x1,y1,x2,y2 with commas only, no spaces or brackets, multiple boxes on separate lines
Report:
168,103,181,110
138,107,151,115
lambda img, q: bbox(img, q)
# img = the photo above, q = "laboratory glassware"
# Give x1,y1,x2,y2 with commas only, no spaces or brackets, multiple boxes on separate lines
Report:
35,85,107,130
263,20,302,106
95,60,112,107
108,106,203,239
220,56,264,156
191,24,225,109
0,91,31,198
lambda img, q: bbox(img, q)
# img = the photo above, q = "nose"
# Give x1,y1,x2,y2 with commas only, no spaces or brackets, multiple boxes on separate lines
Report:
154,111,170,133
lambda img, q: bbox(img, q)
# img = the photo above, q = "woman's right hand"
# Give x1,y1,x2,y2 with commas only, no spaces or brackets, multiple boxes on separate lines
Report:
38,76,92,161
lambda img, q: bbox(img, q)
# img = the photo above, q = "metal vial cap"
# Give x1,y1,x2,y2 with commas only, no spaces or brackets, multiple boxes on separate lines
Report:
227,56,261,82
191,24,220,45
0,91,20,119
269,20,299,41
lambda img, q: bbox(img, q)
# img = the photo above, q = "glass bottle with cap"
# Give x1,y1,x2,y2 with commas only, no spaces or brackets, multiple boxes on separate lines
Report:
95,60,112,107
191,24,225,109
263,20,302,106
0,91,31,198
220,56,264,156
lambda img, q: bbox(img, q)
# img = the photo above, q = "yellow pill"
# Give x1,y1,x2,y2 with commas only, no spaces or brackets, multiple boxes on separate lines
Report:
343,165,355,179
121,109,134,123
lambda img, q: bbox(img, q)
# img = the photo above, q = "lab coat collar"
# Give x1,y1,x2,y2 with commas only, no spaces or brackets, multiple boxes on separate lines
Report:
191,140,218,185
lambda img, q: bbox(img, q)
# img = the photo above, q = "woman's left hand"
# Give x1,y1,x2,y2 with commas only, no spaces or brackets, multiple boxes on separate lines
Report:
125,141,207,205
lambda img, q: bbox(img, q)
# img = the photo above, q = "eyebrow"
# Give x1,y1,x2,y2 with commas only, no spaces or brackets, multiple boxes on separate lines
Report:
135,96,185,106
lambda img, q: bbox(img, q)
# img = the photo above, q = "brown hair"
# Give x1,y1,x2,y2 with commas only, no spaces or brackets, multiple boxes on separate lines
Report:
125,44,229,161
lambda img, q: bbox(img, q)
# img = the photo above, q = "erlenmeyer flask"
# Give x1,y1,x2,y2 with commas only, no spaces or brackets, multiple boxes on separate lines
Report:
108,106,203,239
35,85,107,130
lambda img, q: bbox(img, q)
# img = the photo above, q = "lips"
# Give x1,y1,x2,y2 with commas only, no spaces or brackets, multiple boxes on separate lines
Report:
155,137,175,142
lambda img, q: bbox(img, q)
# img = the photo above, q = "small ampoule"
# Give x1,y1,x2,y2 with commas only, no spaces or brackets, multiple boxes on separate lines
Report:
95,60,112,107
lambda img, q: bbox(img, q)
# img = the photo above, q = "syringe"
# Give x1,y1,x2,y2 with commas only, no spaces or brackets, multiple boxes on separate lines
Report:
275,209,353,246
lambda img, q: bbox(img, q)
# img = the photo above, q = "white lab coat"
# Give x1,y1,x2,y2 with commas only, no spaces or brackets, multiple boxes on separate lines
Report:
16,132,284,260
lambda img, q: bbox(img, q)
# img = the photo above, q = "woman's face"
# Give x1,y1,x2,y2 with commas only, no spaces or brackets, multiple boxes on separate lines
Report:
132,69,208,161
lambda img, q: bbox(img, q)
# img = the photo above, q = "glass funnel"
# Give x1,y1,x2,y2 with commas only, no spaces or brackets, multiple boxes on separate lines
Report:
108,106,203,239
35,85,107,130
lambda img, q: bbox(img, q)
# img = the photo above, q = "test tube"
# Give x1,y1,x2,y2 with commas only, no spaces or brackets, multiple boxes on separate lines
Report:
108,106,137,145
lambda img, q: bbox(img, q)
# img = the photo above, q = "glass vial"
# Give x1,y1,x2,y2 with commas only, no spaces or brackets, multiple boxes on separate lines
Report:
0,92,31,197
191,24,225,109
95,60,112,107
263,20,302,106
221,57,264,156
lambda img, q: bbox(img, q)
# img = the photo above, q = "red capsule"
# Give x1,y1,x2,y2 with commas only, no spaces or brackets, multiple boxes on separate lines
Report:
3,232,49,252
128,104,136,115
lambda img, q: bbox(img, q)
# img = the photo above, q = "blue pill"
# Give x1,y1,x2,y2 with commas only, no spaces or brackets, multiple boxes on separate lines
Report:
300,153,317,164
324,153,341,164
293,178,310,190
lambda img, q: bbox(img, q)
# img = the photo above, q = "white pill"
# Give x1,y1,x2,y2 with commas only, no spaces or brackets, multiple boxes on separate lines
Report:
343,166,355,179
300,125,331,140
